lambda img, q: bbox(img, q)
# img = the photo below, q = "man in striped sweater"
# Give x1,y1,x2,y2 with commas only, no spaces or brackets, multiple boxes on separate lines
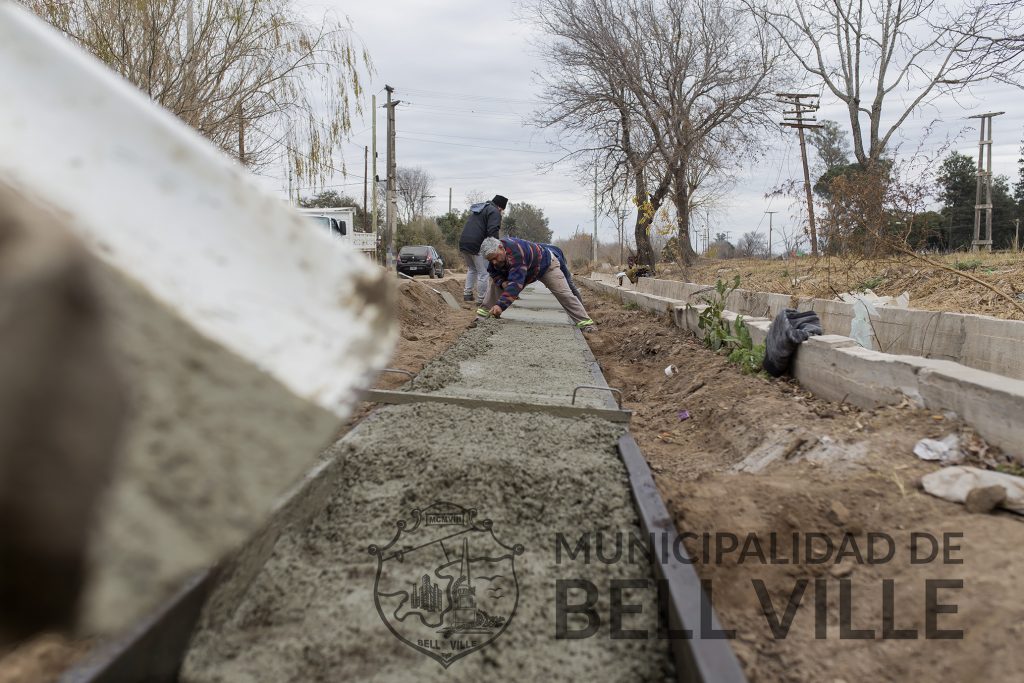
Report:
478,236,596,330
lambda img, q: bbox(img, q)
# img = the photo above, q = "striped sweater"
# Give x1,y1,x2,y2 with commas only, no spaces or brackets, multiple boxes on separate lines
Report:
486,237,552,310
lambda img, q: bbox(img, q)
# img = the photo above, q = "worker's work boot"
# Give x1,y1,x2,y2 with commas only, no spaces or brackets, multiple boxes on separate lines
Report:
463,293,473,302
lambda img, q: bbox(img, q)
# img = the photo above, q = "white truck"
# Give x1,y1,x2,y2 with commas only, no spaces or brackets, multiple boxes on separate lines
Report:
296,206,377,258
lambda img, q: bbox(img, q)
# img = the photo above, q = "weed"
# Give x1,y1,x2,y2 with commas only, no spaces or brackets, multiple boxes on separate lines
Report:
953,258,982,271
623,300,639,311
856,274,886,291
692,276,766,375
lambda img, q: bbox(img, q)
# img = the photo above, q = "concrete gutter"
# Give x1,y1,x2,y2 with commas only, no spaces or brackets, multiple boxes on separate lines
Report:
590,272,1024,381
582,276,1024,461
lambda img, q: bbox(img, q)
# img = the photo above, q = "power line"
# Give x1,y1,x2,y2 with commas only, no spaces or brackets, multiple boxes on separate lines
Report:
396,135,557,154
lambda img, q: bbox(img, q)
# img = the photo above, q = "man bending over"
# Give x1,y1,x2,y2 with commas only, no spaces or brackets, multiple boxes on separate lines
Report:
478,236,596,330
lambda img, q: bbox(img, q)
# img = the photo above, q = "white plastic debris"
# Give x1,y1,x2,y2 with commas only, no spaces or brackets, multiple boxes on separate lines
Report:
848,293,880,349
921,466,1024,515
664,364,678,376
838,288,910,308
913,434,963,464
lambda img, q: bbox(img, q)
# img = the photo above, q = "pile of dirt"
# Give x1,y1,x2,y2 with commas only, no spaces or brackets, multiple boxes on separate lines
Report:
583,292,1024,682
372,277,475,391
652,252,1024,320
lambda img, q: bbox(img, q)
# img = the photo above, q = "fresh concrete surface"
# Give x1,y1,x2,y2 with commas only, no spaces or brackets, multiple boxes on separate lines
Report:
182,282,672,682
416,284,608,408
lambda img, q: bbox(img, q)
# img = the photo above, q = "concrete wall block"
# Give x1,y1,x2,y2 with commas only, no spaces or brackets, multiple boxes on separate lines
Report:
918,366,1024,458
766,294,793,320
961,314,1024,380
745,319,771,346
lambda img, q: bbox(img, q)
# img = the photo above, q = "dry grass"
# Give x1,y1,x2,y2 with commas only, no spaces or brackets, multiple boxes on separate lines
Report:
652,251,1024,320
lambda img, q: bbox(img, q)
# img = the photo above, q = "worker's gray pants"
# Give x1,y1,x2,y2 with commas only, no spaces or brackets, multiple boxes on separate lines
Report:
484,256,591,325
461,251,488,303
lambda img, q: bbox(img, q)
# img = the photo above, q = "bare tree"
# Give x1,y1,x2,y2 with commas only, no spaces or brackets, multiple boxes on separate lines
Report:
737,230,768,257
746,0,1024,168
395,166,434,224
528,0,787,267
27,0,372,187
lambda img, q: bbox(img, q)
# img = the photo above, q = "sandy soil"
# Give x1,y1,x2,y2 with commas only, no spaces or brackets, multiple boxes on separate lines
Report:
582,291,1024,682
647,251,1024,320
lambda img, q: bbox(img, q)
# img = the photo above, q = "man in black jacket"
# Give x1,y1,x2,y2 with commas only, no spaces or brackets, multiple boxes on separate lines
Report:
459,194,507,303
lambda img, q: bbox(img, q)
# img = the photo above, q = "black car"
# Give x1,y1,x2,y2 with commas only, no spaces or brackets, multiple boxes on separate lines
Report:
397,245,444,278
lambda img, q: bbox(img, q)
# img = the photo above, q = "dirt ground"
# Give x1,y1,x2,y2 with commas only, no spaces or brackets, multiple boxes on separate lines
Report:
582,290,1024,683
0,273,475,683
649,251,1024,320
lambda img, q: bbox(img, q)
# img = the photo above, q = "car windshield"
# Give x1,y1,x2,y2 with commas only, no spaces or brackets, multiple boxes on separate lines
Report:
307,216,331,231
401,247,430,256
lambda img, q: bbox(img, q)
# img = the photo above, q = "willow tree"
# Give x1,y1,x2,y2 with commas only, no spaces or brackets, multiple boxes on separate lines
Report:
27,0,372,187
529,0,785,266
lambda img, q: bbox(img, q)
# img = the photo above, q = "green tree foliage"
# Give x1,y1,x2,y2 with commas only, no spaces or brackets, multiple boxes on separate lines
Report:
396,218,460,267
1015,141,1024,215
503,203,553,243
298,190,368,230
435,210,469,248
807,120,852,174
937,152,1018,250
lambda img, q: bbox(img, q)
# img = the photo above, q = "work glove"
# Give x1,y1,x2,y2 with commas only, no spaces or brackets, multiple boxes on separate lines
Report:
762,309,823,377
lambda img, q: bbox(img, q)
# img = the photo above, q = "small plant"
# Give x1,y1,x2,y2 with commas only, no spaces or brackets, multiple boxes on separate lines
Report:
623,300,639,311
693,276,766,375
856,274,886,291
696,275,741,350
953,258,982,272
727,317,767,374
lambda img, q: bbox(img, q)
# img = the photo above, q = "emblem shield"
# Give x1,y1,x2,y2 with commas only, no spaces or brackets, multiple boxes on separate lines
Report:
368,501,524,668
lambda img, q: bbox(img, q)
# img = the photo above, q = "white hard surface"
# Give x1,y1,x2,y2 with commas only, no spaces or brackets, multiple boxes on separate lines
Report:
0,4,395,414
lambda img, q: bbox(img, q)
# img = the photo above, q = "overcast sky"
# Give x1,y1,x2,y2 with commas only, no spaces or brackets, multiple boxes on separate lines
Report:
278,0,1024,253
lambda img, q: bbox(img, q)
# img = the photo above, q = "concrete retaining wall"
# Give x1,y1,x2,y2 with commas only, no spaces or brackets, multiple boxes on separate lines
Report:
595,274,1024,380
582,276,1024,461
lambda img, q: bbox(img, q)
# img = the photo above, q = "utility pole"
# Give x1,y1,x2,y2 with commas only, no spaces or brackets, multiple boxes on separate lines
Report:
449,187,452,214
593,167,598,262
371,94,379,263
362,145,368,232
765,211,777,258
384,85,400,267
777,93,822,257
968,111,1004,253
1014,218,1020,252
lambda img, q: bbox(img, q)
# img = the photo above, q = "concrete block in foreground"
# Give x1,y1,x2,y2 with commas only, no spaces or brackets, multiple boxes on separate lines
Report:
0,7,396,636
917,366,1024,458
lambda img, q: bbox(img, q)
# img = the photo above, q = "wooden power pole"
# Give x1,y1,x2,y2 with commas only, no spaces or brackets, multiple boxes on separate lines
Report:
363,145,368,232
384,85,400,266
777,93,822,257
968,111,1004,253
371,94,381,263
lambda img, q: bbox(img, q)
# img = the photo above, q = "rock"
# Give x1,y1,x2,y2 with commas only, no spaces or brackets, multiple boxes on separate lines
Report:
826,501,850,526
964,485,1007,514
